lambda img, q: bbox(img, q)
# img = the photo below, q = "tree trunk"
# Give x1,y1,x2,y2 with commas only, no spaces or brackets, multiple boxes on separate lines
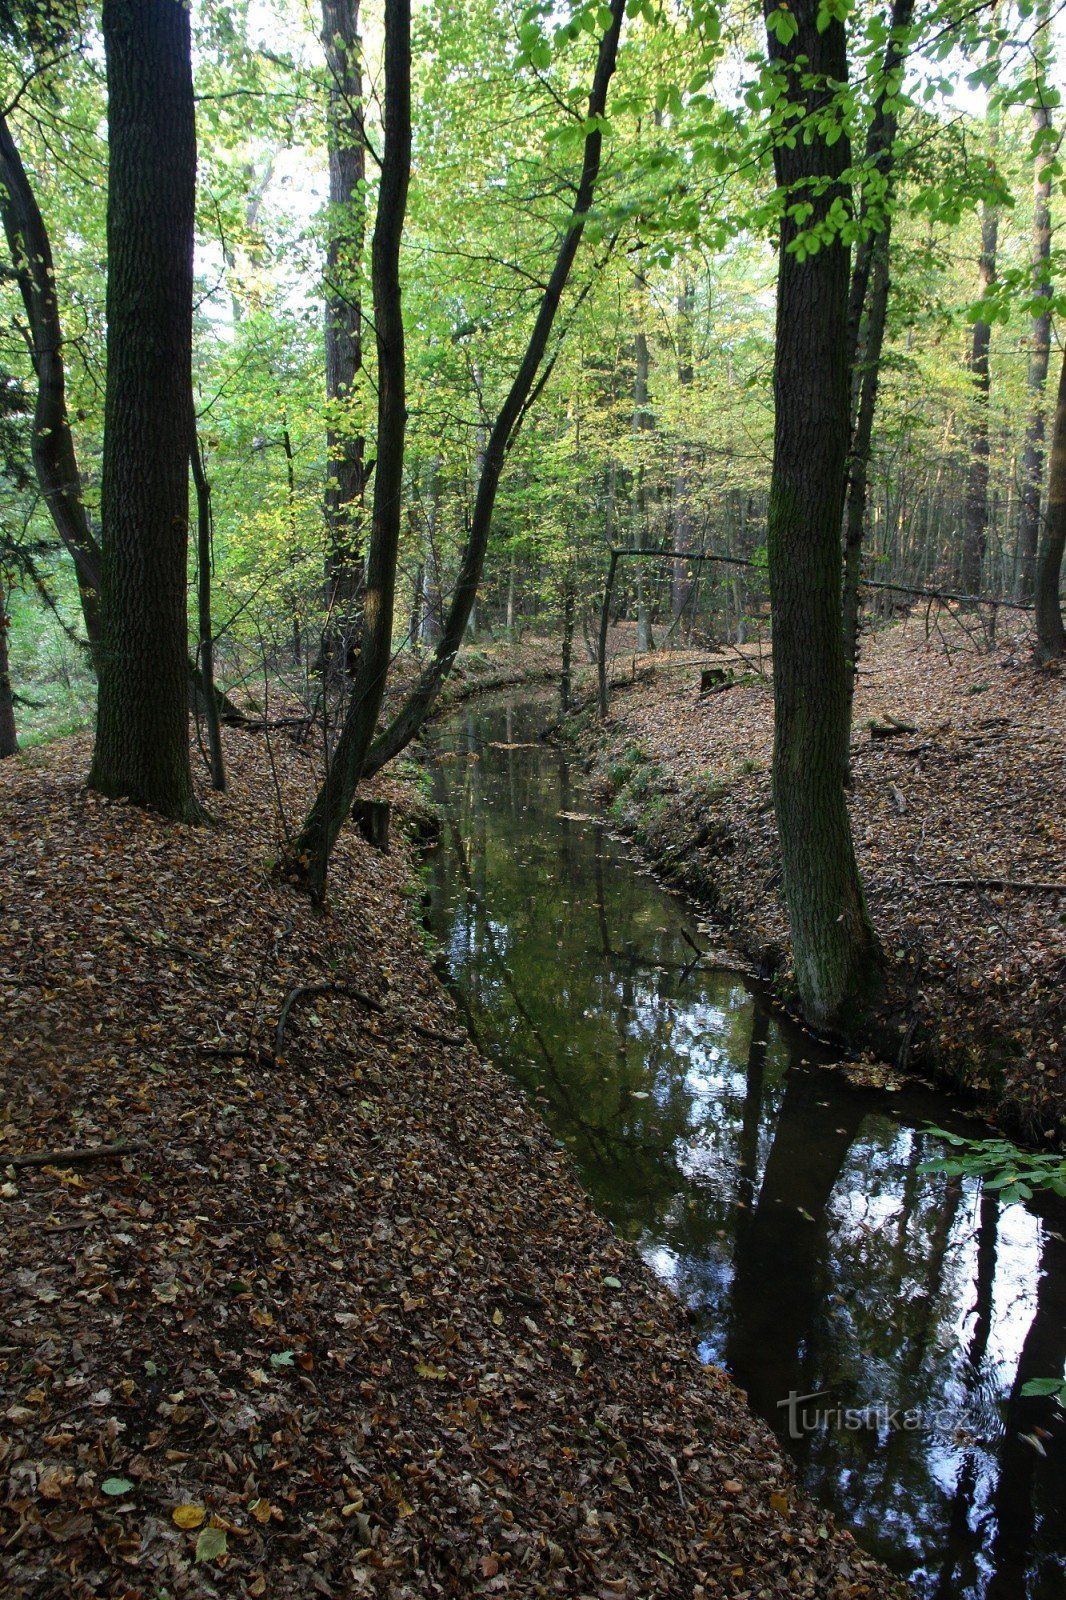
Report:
962,89,1000,597
321,0,368,646
671,280,696,629
191,426,225,791
1034,344,1066,662
0,112,104,666
632,278,653,652
88,0,200,822
419,457,442,644
1016,0,1053,604
842,0,914,730
0,569,17,758
764,0,883,1031
289,0,411,898
360,0,626,779
560,566,574,711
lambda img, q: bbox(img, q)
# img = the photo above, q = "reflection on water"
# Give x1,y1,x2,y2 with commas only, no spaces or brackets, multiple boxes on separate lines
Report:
421,695,1066,1597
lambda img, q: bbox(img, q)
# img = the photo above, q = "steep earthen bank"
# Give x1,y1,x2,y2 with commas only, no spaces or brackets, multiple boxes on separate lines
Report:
571,621,1065,1143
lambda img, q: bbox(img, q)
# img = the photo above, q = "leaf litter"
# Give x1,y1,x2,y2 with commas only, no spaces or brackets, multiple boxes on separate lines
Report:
0,720,901,1596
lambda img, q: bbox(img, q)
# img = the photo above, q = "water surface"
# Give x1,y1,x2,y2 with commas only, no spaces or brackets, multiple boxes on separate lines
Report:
422,693,1066,1598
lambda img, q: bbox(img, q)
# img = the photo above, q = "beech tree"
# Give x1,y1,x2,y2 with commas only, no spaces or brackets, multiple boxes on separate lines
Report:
762,0,883,1030
88,0,200,820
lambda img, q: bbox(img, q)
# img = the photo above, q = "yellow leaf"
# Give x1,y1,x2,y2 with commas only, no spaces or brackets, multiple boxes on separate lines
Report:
249,1498,272,1524
172,1503,206,1529
770,1490,790,1515
414,1361,448,1381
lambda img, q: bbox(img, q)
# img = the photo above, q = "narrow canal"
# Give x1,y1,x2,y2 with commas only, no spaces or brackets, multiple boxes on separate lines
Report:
421,692,1066,1599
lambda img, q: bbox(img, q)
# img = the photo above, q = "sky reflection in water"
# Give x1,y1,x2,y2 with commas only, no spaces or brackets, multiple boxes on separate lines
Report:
422,694,1066,1598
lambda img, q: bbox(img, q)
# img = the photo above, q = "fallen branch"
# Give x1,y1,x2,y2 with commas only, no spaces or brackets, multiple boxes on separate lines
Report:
409,1020,467,1047
274,982,385,1056
4,1140,145,1170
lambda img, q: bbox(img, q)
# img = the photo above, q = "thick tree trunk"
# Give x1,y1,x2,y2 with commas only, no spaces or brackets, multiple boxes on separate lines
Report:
0,570,17,758
88,0,200,822
360,0,625,779
1034,345,1066,662
764,0,883,1031
1016,0,1053,604
289,0,411,899
0,113,104,666
321,0,368,645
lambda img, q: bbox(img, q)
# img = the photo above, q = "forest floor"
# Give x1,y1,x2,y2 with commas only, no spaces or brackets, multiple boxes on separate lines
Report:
0,727,899,1598
575,615,1066,1143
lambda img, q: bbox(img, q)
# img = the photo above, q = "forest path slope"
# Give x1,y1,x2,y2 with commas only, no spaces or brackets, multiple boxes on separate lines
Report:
0,731,896,1598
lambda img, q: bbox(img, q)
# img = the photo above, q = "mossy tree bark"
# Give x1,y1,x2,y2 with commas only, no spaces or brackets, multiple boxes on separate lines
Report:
764,0,883,1031
88,0,200,821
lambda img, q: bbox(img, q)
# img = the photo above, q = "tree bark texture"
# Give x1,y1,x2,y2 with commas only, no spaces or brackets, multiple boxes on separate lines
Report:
0,112,104,666
291,0,411,898
88,0,200,821
360,0,626,779
764,0,883,1030
1034,344,1066,662
321,0,368,640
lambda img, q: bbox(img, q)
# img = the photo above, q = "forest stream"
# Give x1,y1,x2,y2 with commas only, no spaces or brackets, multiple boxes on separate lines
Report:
421,692,1066,1600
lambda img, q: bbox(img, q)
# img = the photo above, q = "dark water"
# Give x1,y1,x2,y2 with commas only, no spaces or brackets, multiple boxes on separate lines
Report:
421,694,1066,1598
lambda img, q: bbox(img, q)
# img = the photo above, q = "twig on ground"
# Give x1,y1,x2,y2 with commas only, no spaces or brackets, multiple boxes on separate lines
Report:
4,1140,145,1170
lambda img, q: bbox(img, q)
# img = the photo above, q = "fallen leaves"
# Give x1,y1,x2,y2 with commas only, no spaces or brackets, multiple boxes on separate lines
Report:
0,720,904,1599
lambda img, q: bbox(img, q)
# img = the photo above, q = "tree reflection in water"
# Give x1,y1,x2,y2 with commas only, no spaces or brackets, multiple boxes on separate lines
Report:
423,694,1066,1599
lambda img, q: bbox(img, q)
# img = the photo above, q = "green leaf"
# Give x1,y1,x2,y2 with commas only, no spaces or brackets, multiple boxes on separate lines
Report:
195,1526,228,1564
602,1274,622,1288
101,1477,134,1497
270,1349,295,1368
1020,1377,1066,1400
